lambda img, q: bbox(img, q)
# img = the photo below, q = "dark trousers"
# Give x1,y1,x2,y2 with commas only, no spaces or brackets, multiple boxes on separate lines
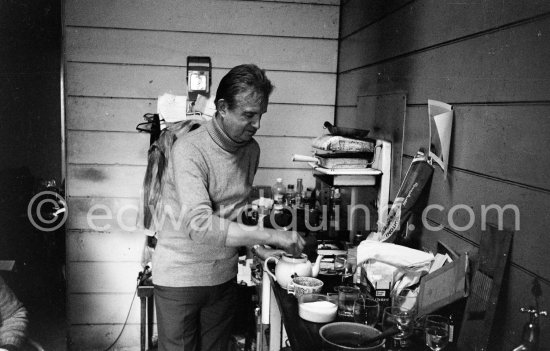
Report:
154,279,237,351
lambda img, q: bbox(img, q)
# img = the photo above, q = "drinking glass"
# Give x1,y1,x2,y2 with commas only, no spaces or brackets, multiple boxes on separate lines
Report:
352,296,380,326
424,315,450,351
389,306,415,340
336,285,361,319
334,255,347,273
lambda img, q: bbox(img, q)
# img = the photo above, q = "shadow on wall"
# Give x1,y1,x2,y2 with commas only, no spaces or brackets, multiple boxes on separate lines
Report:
0,0,62,181
0,166,67,350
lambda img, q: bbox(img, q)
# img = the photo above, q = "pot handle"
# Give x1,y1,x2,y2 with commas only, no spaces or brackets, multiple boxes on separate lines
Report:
263,256,279,281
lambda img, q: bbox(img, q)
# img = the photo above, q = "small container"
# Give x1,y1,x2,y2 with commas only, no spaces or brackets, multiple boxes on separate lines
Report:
287,276,324,298
297,293,338,323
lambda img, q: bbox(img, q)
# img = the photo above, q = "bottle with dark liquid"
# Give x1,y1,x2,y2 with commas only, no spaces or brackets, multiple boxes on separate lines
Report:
295,178,303,208
285,184,295,207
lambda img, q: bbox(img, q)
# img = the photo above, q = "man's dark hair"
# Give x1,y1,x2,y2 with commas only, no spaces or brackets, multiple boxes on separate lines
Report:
215,64,274,110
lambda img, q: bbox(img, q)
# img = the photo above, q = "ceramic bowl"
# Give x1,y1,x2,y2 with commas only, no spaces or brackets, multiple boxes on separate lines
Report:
286,276,323,298
297,293,338,323
319,322,385,350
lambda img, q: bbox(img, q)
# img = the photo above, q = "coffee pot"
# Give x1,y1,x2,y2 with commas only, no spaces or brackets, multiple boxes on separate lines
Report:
264,253,323,289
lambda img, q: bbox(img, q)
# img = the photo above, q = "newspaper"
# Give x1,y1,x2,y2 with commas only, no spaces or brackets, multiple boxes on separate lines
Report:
157,93,188,123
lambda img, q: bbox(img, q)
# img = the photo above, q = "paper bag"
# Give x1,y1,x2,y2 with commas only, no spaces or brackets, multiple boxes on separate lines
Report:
357,240,434,294
417,253,469,317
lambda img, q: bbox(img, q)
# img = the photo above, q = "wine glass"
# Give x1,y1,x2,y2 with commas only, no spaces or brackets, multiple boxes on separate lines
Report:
389,306,415,340
381,307,400,350
352,296,380,326
424,315,450,351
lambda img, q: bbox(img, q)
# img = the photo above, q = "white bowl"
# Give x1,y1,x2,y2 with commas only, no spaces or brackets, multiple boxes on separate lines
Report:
297,293,338,323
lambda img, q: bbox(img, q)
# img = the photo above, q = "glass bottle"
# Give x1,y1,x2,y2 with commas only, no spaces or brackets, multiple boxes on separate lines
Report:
295,178,303,208
285,184,295,207
448,313,455,343
272,178,285,207
329,188,342,238
305,187,314,208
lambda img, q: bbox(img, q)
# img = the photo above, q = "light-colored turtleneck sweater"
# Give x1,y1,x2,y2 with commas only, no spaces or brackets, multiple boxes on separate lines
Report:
152,115,260,287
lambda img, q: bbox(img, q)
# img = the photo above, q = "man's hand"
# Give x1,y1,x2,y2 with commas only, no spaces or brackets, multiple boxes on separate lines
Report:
253,246,286,261
270,230,305,257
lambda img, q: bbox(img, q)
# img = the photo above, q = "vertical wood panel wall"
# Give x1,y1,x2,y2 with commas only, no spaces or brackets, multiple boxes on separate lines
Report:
337,0,550,349
63,0,339,349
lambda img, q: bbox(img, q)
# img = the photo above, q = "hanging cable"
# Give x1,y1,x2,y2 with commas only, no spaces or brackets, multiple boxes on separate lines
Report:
102,266,150,351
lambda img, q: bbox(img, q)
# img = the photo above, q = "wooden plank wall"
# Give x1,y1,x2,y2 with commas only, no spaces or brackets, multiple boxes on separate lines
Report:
63,0,339,349
337,0,550,349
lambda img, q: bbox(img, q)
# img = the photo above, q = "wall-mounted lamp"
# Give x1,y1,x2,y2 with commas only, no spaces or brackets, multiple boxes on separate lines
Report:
186,56,211,102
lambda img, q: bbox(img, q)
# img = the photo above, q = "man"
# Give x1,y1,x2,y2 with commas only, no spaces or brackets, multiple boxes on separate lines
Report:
0,276,28,351
153,64,305,351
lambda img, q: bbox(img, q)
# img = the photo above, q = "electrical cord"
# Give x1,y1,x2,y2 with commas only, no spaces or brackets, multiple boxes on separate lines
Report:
101,287,137,351
102,266,150,351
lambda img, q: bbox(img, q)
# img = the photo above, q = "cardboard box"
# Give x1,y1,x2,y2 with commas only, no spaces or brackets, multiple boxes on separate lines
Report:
417,253,469,317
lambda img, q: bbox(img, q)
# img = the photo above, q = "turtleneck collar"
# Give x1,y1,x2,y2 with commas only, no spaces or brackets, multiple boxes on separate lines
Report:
207,114,251,152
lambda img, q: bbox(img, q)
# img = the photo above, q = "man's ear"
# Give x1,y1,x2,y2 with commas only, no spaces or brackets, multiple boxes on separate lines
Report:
217,99,227,117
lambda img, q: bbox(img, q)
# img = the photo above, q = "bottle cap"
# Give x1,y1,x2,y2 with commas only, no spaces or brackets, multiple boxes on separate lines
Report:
276,178,283,182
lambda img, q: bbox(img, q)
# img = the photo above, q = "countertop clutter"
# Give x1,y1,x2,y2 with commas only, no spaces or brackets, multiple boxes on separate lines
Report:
266,267,436,351
256,237,469,351
256,223,524,351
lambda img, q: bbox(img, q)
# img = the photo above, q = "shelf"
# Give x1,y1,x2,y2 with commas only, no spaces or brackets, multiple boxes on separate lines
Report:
308,140,392,239
309,162,380,186
308,162,382,175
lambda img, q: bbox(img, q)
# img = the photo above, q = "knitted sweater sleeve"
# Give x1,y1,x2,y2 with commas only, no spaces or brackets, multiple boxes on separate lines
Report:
0,277,28,350
171,142,229,247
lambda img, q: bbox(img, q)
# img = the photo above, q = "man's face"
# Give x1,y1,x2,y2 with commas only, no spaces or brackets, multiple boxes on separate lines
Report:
219,90,267,142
